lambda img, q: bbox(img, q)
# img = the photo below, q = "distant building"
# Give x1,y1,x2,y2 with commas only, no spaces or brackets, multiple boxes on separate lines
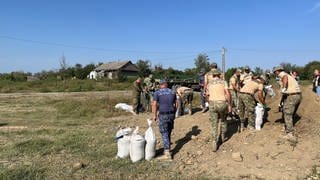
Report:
88,71,98,80
27,76,40,82
94,60,139,79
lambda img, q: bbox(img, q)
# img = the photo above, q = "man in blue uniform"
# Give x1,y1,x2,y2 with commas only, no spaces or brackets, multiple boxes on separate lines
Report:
152,79,177,160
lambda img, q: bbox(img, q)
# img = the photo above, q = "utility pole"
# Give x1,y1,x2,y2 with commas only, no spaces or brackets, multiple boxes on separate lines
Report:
221,47,226,74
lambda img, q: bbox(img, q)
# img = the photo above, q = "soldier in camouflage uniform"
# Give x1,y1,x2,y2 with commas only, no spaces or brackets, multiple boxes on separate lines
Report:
238,73,266,132
229,69,241,114
143,74,156,112
176,86,194,116
240,66,252,88
206,69,232,152
274,66,302,139
204,62,218,91
132,77,143,115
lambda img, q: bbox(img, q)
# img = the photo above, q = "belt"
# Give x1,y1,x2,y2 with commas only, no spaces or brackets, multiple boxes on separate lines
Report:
240,92,253,96
286,92,301,96
159,111,175,115
209,100,226,103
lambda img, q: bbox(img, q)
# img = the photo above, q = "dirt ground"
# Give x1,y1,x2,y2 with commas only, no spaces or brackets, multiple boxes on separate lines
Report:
119,86,320,179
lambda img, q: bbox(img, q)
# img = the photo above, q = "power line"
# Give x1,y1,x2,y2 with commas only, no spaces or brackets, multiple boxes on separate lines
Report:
0,35,220,54
228,48,320,53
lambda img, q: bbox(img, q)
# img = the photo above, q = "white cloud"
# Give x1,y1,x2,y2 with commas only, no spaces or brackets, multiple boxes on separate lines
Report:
308,1,320,13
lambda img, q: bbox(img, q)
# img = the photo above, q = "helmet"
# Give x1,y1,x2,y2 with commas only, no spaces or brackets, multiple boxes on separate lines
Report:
211,69,221,76
273,66,284,73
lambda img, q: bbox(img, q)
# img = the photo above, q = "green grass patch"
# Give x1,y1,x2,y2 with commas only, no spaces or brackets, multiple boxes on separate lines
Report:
0,79,132,93
0,164,46,180
14,138,54,156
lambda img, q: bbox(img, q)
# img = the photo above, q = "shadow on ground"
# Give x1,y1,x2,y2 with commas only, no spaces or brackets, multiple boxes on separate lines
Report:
171,126,201,158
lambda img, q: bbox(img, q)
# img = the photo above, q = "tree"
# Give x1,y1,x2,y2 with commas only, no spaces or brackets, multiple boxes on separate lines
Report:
194,53,210,73
279,62,293,73
303,60,320,80
59,54,68,72
254,66,264,75
225,68,237,82
184,68,197,76
136,60,152,77
59,54,68,80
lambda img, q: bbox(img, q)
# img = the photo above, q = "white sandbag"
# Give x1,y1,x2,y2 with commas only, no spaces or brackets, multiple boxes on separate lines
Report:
144,119,156,161
265,85,275,97
255,103,264,130
130,127,146,163
115,128,132,158
115,103,135,114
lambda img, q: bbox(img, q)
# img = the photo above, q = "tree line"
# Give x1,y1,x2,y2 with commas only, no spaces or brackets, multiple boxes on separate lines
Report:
0,54,319,82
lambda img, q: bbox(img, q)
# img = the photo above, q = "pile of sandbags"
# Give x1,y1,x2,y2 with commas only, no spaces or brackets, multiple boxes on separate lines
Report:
115,119,156,163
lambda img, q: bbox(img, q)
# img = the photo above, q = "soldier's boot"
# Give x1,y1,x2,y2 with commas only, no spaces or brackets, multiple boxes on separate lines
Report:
283,132,295,140
212,141,218,152
188,104,192,115
156,150,172,161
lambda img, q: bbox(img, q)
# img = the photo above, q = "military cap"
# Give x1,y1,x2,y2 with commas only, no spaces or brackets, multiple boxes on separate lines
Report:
259,75,266,80
236,68,242,73
211,69,221,76
149,74,153,78
244,66,250,70
200,68,206,73
273,66,284,72
159,79,167,84
211,62,218,68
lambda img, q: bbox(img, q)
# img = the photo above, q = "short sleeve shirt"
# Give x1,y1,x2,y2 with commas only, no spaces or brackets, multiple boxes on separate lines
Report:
207,79,228,101
154,88,176,113
240,80,263,94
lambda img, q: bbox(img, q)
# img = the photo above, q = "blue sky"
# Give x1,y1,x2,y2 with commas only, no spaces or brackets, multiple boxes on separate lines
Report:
0,0,319,73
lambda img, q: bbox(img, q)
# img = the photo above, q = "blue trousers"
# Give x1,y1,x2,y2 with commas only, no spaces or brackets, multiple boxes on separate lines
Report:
158,113,175,150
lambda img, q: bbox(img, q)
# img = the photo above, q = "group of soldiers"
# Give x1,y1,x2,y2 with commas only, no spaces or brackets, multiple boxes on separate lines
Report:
132,74,194,117
201,63,301,151
132,62,302,156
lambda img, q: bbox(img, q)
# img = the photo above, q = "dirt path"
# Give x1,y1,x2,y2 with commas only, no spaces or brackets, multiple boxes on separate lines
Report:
123,86,320,179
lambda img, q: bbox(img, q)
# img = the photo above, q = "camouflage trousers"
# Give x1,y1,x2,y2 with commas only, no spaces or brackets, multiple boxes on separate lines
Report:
132,95,141,114
209,101,228,142
238,93,256,127
142,91,154,112
182,90,193,113
158,113,175,150
177,90,193,115
230,90,238,109
283,94,302,133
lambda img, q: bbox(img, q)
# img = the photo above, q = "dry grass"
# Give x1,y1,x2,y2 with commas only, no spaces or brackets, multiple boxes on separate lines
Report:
0,91,199,179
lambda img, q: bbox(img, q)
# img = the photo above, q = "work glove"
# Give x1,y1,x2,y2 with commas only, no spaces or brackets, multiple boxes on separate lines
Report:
281,88,287,94
263,104,270,111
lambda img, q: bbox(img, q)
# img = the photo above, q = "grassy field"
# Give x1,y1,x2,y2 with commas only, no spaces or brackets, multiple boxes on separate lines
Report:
0,91,208,179
0,78,133,93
